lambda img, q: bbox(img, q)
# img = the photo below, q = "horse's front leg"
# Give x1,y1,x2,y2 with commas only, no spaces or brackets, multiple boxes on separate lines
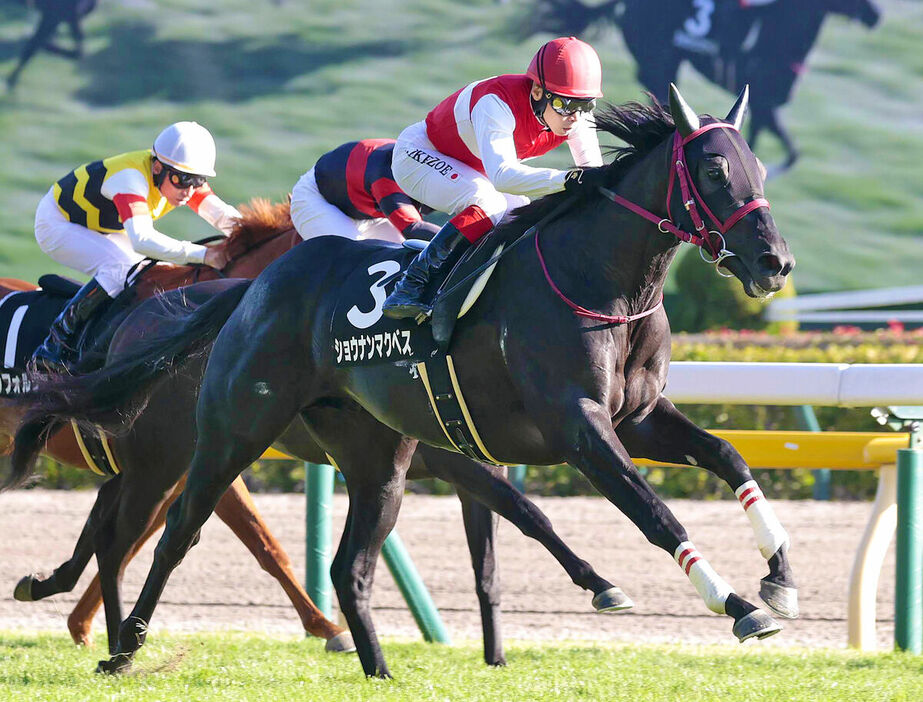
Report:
213,475,354,651
616,395,797,619
545,395,781,642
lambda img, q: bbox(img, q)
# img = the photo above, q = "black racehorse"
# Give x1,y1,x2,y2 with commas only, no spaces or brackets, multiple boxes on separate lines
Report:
6,0,98,90
14,86,797,678
527,0,881,174
5,277,627,664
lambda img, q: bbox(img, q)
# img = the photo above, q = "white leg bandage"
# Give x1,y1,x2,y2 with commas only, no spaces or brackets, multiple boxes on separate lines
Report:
735,480,790,560
674,541,734,614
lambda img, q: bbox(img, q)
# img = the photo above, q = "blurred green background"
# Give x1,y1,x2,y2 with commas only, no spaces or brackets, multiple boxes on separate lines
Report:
1,0,920,291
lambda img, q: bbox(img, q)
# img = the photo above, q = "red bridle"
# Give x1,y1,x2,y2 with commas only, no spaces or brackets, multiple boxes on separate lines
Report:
605,123,771,262
536,122,771,324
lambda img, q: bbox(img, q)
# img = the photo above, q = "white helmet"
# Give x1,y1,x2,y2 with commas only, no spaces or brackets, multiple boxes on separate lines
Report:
152,121,217,177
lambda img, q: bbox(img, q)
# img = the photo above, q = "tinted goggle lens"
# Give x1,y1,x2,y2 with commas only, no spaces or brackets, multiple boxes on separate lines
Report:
167,168,207,189
549,95,596,116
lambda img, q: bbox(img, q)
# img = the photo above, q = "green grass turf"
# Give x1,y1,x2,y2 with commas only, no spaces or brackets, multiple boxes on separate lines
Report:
0,0,920,292
1,631,922,701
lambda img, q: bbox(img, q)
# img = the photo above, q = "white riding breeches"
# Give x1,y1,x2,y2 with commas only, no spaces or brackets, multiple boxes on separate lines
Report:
391,121,529,225
33,189,144,297
290,168,403,244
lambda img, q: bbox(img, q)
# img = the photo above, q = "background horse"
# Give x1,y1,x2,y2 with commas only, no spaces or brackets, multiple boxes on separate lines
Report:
0,203,351,650
3,202,623,665
527,0,881,174
13,86,798,678
6,0,99,90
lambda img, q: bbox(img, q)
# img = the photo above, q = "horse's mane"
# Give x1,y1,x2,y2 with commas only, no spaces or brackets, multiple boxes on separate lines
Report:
494,98,675,239
224,198,294,259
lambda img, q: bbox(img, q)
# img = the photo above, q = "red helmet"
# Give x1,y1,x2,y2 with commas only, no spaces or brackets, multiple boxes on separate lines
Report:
526,36,603,99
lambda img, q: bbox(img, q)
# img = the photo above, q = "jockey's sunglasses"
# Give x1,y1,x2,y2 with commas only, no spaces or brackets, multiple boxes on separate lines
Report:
165,167,207,190
547,93,596,116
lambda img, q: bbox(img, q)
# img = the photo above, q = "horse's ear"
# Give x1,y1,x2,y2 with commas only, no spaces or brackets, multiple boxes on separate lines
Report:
668,83,699,137
726,85,749,131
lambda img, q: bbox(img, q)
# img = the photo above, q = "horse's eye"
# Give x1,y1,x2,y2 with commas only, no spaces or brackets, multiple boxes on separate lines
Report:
704,157,729,183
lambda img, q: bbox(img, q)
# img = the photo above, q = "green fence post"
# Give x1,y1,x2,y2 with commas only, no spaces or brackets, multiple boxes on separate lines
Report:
381,530,451,644
305,462,334,620
895,446,923,652
509,464,527,492
793,405,830,500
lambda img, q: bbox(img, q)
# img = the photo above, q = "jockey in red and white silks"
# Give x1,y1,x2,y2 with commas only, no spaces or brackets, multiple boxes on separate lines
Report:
382,36,608,321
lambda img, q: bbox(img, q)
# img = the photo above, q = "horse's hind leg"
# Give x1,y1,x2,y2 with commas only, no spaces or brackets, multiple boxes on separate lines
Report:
68,480,181,647
419,448,626,612
94,477,176,655
7,14,61,89
213,475,353,650
617,395,797,619
540,395,781,642
456,489,505,666
15,474,122,607
304,405,416,679
97,331,312,673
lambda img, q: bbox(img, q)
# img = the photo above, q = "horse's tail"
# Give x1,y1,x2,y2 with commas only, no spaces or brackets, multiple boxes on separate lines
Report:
2,280,252,492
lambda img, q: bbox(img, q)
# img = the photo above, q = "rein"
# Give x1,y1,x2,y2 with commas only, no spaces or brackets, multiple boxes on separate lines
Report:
536,122,770,323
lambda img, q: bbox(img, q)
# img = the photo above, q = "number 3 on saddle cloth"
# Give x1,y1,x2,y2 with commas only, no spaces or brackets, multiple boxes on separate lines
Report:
330,235,506,465
0,273,131,476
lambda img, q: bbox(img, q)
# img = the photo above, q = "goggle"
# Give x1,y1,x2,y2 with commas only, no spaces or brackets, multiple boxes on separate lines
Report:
165,167,207,190
547,93,596,116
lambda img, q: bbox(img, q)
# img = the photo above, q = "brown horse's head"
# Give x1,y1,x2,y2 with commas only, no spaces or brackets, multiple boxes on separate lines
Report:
223,198,295,261
134,198,299,297
668,84,794,298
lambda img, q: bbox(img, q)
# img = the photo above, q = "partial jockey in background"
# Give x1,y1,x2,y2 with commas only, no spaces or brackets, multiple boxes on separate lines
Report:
382,36,608,321
290,138,440,244
32,121,239,372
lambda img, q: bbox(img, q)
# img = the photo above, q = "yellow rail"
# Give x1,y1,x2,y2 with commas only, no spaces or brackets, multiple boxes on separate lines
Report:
634,430,910,470
263,431,910,469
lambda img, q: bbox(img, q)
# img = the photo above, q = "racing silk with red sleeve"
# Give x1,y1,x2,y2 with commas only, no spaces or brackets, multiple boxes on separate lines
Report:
53,150,240,265
314,139,437,239
424,74,603,199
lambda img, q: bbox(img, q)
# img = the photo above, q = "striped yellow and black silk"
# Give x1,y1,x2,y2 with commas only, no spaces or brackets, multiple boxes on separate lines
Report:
53,150,173,233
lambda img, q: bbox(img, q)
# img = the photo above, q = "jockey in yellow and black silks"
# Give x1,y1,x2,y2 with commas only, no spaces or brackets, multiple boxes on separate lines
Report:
32,121,240,372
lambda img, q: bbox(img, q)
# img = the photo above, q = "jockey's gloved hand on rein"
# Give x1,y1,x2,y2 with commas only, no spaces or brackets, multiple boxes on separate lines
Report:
564,168,609,199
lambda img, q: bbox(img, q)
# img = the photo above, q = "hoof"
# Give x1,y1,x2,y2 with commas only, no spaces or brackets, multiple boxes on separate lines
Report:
13,575,35,602
324,630,356,654
733,609,782,642
760,578,799,619
96,653,132,675
592,586,634,613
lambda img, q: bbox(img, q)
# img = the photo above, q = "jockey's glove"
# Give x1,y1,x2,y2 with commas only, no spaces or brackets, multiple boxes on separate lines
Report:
564,168,609,199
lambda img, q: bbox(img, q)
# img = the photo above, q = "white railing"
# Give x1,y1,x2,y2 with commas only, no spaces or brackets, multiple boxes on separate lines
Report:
766,286,923,324
665,362,923,406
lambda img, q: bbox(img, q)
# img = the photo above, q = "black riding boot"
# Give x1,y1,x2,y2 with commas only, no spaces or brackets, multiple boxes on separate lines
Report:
382,222,472,320
32,278,112,372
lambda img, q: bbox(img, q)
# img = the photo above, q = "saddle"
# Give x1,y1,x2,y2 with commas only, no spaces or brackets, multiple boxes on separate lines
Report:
330,233,505,368
329,236,508,465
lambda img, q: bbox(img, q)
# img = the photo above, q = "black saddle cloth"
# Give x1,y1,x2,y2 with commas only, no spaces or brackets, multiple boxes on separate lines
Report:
329,232,506,368
0,274,133,376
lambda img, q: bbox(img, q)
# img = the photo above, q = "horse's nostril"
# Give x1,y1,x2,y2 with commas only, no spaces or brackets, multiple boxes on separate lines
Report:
757,253,784,278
